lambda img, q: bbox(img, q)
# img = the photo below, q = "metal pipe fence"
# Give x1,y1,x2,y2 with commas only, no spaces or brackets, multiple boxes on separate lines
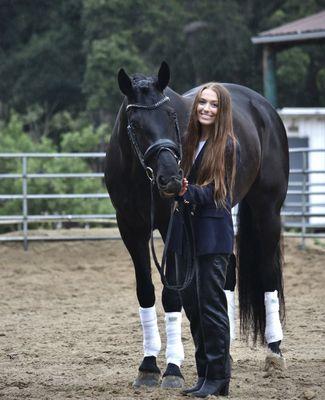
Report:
0,153,116,249
0,149,324,249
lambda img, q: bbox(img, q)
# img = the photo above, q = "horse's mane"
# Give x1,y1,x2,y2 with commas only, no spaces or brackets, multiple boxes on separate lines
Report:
132,74,156,89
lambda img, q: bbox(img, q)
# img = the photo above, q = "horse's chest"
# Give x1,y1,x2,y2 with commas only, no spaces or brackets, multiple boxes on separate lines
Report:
112,181,150,219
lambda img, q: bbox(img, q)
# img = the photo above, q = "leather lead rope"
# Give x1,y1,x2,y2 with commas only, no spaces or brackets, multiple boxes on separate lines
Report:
149,180,196,291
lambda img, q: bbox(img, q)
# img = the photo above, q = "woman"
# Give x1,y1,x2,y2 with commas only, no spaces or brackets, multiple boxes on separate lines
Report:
172,82,237,397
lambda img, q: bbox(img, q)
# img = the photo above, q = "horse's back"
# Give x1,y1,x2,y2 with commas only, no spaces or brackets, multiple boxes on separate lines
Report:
183,83,285,138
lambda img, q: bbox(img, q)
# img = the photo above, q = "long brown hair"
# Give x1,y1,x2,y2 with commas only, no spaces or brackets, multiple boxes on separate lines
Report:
182,82,237,207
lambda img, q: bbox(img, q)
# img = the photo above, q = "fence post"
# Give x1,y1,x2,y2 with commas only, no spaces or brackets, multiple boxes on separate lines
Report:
301,150,307,249
22,156,28,251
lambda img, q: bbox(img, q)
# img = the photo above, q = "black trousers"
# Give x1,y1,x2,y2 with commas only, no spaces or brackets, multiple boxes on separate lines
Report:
180,254,231,380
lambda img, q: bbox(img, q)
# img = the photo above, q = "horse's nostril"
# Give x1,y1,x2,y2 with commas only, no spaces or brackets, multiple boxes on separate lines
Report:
158,176,167,186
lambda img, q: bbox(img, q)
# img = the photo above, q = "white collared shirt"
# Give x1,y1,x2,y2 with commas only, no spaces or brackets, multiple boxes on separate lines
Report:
194,140,206,161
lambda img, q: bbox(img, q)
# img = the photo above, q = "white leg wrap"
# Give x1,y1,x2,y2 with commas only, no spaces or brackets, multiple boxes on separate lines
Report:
232,204,238,235
139,306,161,357
225,290,236,342
165,312,184,367
264,290,283,344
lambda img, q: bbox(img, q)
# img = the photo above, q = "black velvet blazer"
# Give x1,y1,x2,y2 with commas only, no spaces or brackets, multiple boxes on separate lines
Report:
170,142,234,256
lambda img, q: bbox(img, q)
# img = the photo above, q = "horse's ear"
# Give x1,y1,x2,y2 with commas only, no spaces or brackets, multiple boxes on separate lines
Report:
157,61,170,92
118,68,133,97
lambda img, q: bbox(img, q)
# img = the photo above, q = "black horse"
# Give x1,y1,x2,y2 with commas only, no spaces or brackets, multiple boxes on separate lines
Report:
104,62,289,388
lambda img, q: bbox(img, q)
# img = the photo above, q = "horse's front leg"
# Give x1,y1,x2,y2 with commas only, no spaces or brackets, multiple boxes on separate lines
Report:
118,217,161,388
161,258,184,389
225,206,239,345
160,227,185,389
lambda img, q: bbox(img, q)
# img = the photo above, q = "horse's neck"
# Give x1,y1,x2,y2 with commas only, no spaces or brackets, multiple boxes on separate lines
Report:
165,87,191,136
165,87,189,111
116,105,130,154
113,103,144,180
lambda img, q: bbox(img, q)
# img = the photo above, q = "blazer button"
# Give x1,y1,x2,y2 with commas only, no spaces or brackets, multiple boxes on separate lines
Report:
190,211,194,216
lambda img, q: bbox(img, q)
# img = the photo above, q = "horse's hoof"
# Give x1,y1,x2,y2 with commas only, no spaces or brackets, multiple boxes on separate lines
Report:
264,350,286,373
132,371,160,388
161,375,185,389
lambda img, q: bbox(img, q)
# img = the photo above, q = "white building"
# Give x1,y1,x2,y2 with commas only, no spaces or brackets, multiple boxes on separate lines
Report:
278,108,325,225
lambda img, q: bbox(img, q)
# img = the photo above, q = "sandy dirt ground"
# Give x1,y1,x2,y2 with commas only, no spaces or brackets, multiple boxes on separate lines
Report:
0,230,324,400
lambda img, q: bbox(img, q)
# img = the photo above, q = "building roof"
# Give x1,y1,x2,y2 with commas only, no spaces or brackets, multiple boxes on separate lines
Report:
252,10,325,44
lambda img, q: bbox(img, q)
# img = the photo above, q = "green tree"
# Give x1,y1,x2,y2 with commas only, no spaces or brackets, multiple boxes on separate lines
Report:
1,0,325,131
277,47,311,106
0,0,85,119
83,33,147,121
81,0,188,118
182,1,252,86
317,68,325,104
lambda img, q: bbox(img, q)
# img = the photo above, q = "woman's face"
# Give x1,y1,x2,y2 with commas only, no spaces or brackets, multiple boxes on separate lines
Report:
196,88,219,126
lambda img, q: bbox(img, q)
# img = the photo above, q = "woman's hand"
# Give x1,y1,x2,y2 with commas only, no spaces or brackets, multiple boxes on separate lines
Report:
178,178,188,196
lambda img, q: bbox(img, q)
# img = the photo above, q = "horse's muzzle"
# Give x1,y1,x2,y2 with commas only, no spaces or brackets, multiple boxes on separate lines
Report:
157,175,183,198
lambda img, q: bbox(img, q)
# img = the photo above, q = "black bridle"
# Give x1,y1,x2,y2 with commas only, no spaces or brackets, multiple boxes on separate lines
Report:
126,95,182,181
126,95,196,291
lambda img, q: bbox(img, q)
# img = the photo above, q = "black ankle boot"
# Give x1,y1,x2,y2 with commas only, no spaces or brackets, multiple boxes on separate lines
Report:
189,378,230,397
181,377,205,396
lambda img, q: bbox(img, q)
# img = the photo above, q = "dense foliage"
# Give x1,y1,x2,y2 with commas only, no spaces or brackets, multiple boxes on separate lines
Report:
1,0,324,125
0,0,324,226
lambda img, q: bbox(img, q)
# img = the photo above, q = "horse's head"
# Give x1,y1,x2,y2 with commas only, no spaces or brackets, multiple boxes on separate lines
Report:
118,62,183,198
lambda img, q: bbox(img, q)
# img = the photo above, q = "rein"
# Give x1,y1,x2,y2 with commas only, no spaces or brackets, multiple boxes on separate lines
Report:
126,95,196,291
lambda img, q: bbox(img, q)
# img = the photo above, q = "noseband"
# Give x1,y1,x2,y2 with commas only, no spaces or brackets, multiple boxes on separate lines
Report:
126,96,182,181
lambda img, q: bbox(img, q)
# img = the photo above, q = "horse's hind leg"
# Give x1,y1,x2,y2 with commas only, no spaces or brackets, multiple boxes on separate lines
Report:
117,216,161,387
225,253,237,343
241,196,286,370
253,207,286,371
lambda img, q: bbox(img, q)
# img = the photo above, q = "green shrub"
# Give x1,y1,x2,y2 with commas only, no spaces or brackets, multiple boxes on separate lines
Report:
0,112,115,232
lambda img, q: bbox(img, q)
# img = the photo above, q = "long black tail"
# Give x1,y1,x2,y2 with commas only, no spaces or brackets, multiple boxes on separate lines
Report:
236,198,285,344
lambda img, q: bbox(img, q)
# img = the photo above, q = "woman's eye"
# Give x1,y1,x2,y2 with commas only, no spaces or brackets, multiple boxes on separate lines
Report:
199,100,206,105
